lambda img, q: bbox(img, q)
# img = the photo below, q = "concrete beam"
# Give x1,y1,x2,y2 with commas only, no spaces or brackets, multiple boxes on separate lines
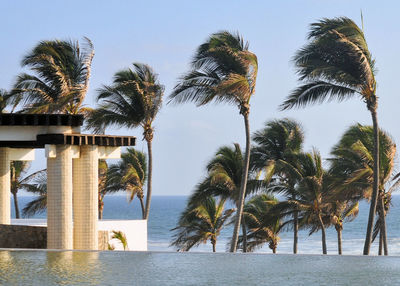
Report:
46,145,79,159
9,148,35,161
98,146,121,159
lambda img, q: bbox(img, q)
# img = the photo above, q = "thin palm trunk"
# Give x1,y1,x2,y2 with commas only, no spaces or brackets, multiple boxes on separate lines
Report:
379,193,388,255
12,192,20,219
272,245,277,254
318,213,327,254
144,139,153,220
379,230,383,255
241,214,247,252
98,193,104,219
336,226,342,255
363,109,379,255
139,196,145,219
293,204,298,254
212,238,216,252
230,113,251,252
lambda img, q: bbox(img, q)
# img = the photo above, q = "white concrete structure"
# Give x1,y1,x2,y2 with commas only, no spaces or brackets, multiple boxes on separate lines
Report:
0,114,138,251
11,219,148,251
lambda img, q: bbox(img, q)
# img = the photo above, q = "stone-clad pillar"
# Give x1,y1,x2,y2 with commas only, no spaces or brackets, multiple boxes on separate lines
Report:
73,145,99,250
47,145,73,249
0,148,10,224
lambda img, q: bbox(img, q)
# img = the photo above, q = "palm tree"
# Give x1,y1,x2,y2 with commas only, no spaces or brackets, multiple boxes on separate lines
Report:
11,38,94,114
288,150,329,254
328,124,397,255
171,196,234,252
10,161,44,218
107,148,147,218
169,31,258,252
281,17,379,255
22,171,47,217
186,143,261,252
327,200,359,255
87,63,163,220
0,89,11,113
251,118,304,253
111,231,129,250
239,194,281,253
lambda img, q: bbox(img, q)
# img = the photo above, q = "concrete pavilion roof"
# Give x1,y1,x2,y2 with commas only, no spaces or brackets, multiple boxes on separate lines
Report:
0,114,136,148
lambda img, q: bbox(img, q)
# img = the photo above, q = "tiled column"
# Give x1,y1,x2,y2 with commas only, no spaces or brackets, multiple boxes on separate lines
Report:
47,145,73,249
0,148,10,224
73,145,99,250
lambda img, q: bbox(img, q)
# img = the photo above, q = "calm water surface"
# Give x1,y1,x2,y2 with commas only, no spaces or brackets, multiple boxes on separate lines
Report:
0,250,399,285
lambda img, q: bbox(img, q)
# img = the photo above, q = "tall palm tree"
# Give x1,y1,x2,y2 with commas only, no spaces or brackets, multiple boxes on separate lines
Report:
328,124,397,255
169,31,258,252
11,38,94,114
171,196,234,252
280,17,379,255
251,118,304,253
239,194,281,253
107,148,147,218
87,63,163,220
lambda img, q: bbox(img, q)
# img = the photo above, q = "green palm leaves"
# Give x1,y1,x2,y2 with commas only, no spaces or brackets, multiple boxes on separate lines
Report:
11,38,94,114
171,196,234,252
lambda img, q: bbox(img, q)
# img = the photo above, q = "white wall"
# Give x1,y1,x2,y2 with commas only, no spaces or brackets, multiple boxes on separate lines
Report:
11,219,147,251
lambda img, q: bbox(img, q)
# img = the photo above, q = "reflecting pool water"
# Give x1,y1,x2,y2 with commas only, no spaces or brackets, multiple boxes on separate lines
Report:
0,250,399,285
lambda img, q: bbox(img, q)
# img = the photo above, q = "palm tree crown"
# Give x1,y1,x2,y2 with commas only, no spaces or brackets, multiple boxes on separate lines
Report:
11,38,94,114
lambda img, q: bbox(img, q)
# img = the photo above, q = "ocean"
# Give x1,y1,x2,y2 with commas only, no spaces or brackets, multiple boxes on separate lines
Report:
13,194,400,255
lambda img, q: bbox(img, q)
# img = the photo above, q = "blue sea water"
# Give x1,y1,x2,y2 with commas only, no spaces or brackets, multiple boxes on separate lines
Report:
13,194,400,255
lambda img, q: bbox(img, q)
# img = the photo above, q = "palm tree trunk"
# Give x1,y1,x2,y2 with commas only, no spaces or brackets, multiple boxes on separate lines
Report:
273,245,277,254
230,113,251,252
12,192,20,219
144,139,153,220
139,196,145,219
363,109,380,255
378,193,388,255
293,207,298,254
336,226,342,255
212,238,216,252
241,214,247,252
379,230,383,255
98,193,104,219
318,213,327,254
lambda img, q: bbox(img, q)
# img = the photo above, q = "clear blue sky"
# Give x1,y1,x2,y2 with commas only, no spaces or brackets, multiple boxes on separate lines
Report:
1,0,399,195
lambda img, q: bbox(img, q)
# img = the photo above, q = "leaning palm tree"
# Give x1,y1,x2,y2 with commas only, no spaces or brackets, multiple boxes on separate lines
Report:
169,31,258,252
11,38,94,114
107,148,147,218
281,17,379,255
251,118,304,253
328,124,397,255
238,194,281,253
171,196,234,252
87,63,163,220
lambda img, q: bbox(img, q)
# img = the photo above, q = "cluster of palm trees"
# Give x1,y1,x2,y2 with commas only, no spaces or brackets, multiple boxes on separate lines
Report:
0,16,394,255
171,119,398,255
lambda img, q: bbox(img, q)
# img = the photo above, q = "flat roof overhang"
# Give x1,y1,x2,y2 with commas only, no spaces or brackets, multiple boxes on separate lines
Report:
0,114,83,126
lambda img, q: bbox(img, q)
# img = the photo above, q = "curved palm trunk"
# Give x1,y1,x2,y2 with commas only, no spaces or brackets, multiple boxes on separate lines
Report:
293,202,298,254
144,139,153,220
363,109,379,255
272,245,277,254
139,196,145,219
317,213,327,254
378,193,388,255
12,192,20,219
230,113,251,252
241,215,247,252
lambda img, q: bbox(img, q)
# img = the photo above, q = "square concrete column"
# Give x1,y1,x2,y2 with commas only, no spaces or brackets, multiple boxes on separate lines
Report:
47,145,73,249
0,148,10,224
73,145,99,250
